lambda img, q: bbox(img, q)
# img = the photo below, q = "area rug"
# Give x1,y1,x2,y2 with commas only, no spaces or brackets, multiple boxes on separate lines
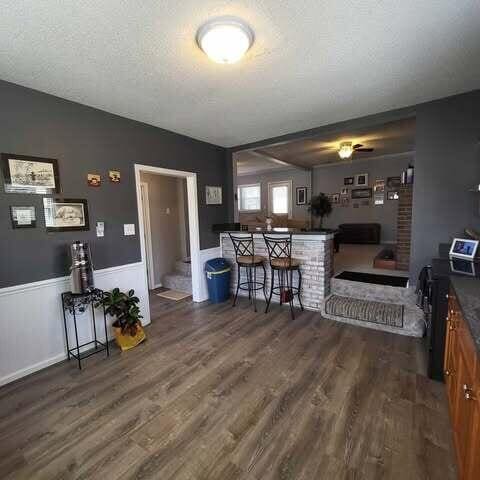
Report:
156,290,191,301
325,295,404,328
335,270,408,287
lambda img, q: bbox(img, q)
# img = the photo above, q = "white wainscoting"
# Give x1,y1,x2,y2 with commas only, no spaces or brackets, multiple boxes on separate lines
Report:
0,262,149,387
196,246,222,302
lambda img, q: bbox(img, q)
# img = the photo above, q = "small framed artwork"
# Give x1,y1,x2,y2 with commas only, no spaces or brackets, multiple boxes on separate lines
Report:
351,188,372,199
449,238,479,260
340,187,349,196
331,193,340,204
373,179,385,193
206,186,222,205
296,187,307,205
10,206,36,228
387,176,401,188
109,170,121,183
387,191,399,200
2,153,60,194
344,177,354,186
374,194,384,205
87,173,101,187
43,198,89,232
354,173,369,186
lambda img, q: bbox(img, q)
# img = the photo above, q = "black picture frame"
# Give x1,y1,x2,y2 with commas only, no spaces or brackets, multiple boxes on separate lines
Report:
2,153,61,194
43,198,89,232
296,187,307,205
351,188,372,199
387,176,401,188
387,190,399,200
10,206,36,229
344,177,354,185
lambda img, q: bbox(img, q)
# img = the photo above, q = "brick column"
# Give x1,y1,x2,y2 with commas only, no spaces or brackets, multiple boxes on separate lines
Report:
396,185,413,271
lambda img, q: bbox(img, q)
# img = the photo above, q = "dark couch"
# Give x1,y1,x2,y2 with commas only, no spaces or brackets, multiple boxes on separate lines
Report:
338,223,381,244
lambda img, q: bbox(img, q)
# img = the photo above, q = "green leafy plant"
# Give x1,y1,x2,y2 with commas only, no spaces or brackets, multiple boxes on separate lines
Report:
99,288,143,336
308,193,332,228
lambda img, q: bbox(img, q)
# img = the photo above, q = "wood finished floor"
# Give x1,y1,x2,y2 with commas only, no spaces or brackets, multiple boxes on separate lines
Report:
0,294,456,480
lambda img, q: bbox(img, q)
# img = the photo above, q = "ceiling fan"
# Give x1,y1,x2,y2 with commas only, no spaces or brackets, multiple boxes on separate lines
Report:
338,141,374,159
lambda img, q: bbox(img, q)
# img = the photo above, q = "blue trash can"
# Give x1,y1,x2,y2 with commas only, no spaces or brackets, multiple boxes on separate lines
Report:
205,258,231,303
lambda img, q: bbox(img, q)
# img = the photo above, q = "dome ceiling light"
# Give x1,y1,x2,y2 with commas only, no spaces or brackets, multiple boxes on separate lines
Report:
196,17,254,64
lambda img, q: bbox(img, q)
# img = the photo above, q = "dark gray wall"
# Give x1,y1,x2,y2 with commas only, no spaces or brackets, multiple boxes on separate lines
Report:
411,90,480,280
0,80,228,288
230,89,480,282
312,154,413,242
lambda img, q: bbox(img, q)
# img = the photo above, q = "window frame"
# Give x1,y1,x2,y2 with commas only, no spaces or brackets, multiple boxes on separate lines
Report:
237,183,262,213
268,180,293,219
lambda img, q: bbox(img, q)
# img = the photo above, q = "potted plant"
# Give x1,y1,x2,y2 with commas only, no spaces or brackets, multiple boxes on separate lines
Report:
309,193,332,229
100,288,146,351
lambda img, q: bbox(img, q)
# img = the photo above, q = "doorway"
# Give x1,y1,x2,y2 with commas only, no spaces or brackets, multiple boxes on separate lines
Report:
135,165,202,309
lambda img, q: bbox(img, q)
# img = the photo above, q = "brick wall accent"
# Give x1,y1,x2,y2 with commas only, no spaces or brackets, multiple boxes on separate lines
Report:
396,185,413,271
221,233,333,311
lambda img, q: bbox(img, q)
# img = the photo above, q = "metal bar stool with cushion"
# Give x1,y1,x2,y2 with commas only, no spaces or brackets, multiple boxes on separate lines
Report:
263,233,304,319
229,233,267,312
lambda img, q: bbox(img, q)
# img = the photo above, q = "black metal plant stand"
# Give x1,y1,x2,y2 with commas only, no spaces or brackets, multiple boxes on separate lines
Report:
61,289,110,369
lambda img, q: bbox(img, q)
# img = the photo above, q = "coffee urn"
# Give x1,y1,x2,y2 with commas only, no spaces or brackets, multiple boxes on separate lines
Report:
70,241,94,294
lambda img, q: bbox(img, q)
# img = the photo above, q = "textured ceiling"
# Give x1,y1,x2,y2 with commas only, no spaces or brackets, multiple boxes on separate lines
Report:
245,117,416,169
0,1,479,147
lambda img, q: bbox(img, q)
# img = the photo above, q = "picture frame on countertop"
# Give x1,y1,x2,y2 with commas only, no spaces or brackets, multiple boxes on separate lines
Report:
206,185,222,205
296,187,307,205
43,198,89,232
10,206,36,228
2,153,60,194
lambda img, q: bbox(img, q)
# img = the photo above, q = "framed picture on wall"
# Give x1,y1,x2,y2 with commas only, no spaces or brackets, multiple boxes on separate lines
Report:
351,188,372,199
10,206,36,228
387,176,401,188
340,187,349,196
387,190,399,200
354,173,369,186
206,186,222,205
296,187,307,205
344,177,354,185
43,198,89,232
2,153,61,194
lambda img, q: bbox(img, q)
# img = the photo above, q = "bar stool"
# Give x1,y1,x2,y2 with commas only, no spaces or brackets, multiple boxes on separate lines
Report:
229,233,267,312
263,233,304,319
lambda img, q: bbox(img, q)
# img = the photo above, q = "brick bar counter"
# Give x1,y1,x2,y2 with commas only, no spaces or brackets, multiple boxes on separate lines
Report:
220,230,334,311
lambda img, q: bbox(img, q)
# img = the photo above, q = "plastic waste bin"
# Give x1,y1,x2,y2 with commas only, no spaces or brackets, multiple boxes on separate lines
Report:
205,258,231,303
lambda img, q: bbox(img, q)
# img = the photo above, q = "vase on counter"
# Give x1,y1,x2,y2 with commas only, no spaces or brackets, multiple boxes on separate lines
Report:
265,217,273,231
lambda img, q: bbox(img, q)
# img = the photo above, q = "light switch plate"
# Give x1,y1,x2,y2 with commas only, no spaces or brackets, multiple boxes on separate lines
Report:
96,221,105,237
124,224,135,236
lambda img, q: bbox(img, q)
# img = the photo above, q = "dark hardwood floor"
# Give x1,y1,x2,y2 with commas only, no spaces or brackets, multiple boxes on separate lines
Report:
0,294,456,479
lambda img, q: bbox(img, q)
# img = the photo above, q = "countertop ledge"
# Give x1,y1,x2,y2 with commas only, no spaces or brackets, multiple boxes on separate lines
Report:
219,228,336,237
450,276,480,355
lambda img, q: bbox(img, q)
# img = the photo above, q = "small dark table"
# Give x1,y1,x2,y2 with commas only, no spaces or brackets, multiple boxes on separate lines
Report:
61,288,110,369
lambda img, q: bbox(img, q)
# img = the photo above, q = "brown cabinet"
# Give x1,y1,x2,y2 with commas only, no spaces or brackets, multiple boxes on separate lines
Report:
444,290,480,479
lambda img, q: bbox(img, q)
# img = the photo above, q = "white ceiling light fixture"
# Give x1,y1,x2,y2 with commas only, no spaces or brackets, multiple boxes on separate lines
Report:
197,17,254,64
338,141,354,159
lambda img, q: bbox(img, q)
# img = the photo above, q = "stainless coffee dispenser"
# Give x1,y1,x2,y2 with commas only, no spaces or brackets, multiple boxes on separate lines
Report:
70,241,94,294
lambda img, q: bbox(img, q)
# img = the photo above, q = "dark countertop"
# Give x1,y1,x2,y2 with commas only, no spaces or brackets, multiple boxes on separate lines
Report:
218,228,336,235
432,257,480,355
450,275,480,355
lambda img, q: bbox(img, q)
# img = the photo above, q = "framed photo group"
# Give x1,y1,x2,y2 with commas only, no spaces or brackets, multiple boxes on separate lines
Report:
3,152,91,232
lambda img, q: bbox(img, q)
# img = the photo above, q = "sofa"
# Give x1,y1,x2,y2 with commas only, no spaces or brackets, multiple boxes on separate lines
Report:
338,223,381,244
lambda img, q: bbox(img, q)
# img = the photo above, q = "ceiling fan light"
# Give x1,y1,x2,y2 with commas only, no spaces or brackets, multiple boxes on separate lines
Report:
338,142,353,159
197,17,254,64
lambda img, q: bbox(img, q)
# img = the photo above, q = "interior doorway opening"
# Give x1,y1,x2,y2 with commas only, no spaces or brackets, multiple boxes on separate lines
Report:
135,165,202,318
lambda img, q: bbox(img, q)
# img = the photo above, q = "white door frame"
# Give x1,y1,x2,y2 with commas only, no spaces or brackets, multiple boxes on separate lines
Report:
135,164,202,302
139,182,155,290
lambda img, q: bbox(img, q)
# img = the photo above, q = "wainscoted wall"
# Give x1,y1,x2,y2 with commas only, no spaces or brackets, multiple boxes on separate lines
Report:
0,262,148,386
0,245,220,386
